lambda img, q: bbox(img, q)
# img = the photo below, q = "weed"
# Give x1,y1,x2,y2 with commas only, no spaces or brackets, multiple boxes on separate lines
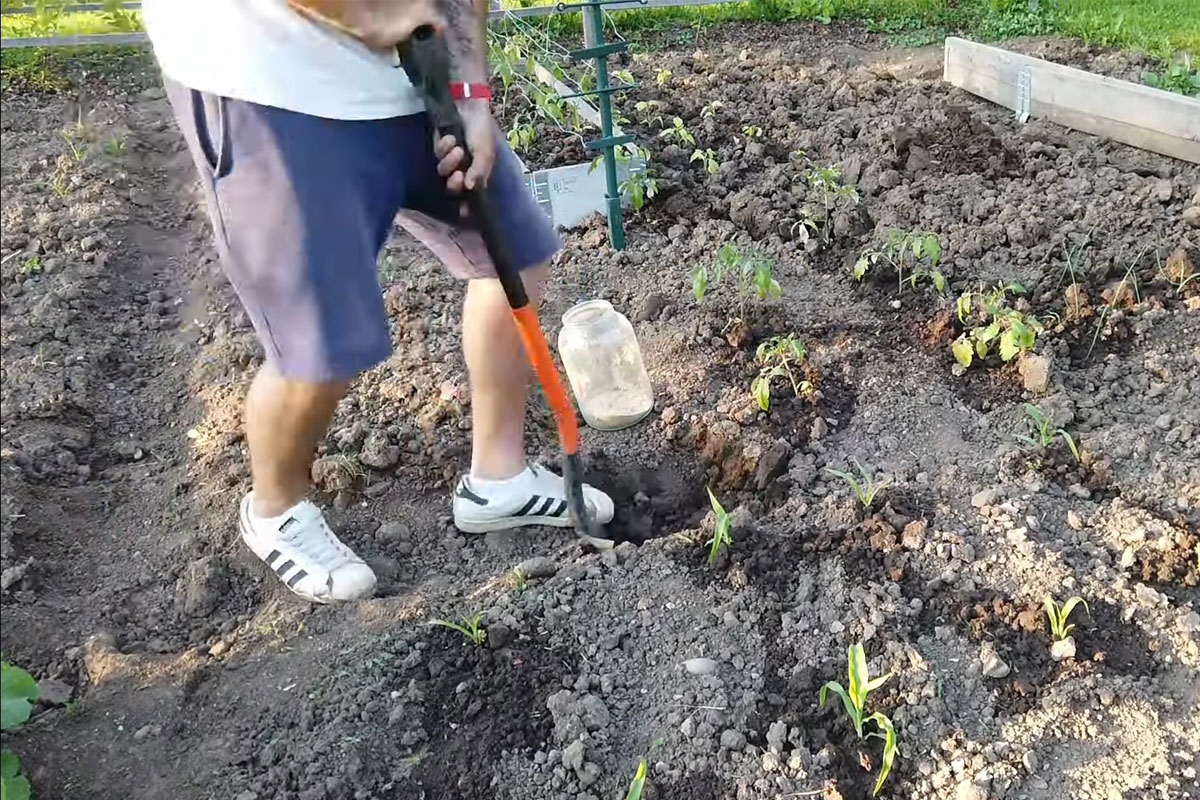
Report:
1143,54,1199,97
751,334,814,411
692,242,781,335
705,487,732,566
1020,403,1081,463
1044,595,1090,640
658,116,695,146
49,174,69,198
62,128,86,162
854,230,944,293
508,568,529,592
430,613,488,646
797,164,860,246
18,256,41,275
2,660,39,800
103,135,126,156
819,643,898,796
825,460,890,508
952,281,1043,368
689,147,719,174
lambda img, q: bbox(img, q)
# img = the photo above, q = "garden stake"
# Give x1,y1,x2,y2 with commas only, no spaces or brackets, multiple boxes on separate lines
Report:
399,26,613,551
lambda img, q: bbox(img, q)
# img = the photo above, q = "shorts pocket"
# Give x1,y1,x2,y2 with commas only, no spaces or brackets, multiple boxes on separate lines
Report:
190,89,232,180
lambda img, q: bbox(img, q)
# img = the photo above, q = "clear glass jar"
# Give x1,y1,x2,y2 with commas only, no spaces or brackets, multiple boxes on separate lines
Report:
557,299,653,431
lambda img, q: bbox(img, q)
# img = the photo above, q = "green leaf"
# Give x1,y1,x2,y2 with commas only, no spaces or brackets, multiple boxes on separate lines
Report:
951,336,974,368
923,235,941,266
977,321,1001,344
974,336,989,360
751,376,771,411
865,673,892,693
2,770,34,800
867,712,898,795
692,267,709,303
624,759,647,800
819,680,859,731
706,487,727,519
956,292,972,322
931,270,946,294
852,257,870,281
1060,430,1081,463
1,664,39,731
1060,596,1090,628
1,753,18,780
848,643,868,710
998,329,1020,361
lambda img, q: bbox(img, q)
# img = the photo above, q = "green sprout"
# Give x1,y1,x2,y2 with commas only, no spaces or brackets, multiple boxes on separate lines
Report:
624,759,648,800
689,148,719,175
508,568,529,592
825,460,890,508
854,230,944,293
1044,596,1090,641
705,488,732,566
655,68,672,86
18,256,41,275
430,613,487,646
952,282,1043,368
693,241,780,315
742,124,763,138
798,165,860,246
819,643,897,796
751,334,814,411
658,117,695,146
700,100,724,118
1020,403,1081,463
634,100,664,127
2,661,40,800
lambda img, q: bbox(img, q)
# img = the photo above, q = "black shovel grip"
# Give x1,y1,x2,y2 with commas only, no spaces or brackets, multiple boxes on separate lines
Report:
398,26,529,309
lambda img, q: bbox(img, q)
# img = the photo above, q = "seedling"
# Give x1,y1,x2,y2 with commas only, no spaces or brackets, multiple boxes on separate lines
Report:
742,124,763,138
1044,595,1089,640
2,660,39,800
799,165,860,246
506,116,537,151
854,230,944,293
700,100,724,118
104,136,126,157
825,460,890,508
18,256,41,275
692,242,781,339
658,117,696,146
952,282,1043,368
751,334,814,411
705,487,732,566
819,643,898,796
1020,403,1080,463
508,568,529,592
615,69,635,85
690,148,719,175
634,100,664,127
624,759,648,800
1143,54,1199,97
655,68,672,86
430,613,487,646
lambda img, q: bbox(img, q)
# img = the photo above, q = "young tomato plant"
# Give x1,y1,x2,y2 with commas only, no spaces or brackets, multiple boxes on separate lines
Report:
798,165,860,246
430,613,488,646
658,116,696,146
655,68,672,86
690,148,719,175
751,334,814,411
819,643,898,796
692,242,782,342
2,661,40,800
1020,403,1080,463
825,460,890,508
705,488,732,566
952,282,1043,368
854,230,944,293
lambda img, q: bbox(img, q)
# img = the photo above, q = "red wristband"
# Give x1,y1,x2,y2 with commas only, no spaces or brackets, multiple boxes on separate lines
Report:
449,82,492,102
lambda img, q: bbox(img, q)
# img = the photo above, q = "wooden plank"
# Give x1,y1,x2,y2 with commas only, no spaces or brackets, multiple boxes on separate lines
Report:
943,37,1200,164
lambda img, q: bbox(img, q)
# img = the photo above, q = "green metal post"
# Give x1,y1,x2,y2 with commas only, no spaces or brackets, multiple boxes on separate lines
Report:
587,2,625,250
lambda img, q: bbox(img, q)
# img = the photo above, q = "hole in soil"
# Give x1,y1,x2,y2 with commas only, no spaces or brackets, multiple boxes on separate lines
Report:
585,450,710,545
410,631,577,800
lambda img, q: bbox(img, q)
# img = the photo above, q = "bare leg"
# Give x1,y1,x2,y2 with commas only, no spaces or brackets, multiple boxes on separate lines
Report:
462,264,549,480
245,364,349,517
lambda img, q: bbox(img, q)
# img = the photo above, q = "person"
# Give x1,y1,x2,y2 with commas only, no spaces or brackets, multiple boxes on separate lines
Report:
142,0,614,603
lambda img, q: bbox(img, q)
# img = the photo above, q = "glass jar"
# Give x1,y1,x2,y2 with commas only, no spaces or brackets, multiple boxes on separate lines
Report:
557,299,653,431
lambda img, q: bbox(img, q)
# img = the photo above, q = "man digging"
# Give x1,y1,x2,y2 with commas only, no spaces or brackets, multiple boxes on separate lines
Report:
143,0,614,602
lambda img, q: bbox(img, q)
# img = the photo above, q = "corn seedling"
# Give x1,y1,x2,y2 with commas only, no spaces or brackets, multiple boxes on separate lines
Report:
1020,403,1081,463
751,334,814,411
655,68,672,86
624,759,648,800
825,460,890,508
819,643,898,796
800,165,860,246
690,148,719,175
1044,595,1090,640
508,568,529,592
658,117,696,146
692,242,781,334
430,613,488,646
952,281,1042,368
2,660,40,800
705,488,732,565
854,230,944,293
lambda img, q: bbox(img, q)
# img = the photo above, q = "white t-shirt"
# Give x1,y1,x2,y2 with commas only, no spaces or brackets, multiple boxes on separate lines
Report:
142,0,424,120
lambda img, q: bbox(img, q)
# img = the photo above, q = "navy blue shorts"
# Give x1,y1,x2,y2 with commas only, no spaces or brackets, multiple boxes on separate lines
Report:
165,79,560,382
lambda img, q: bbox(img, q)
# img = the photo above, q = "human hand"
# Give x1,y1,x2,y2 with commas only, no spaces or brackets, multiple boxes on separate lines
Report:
433,100,495,214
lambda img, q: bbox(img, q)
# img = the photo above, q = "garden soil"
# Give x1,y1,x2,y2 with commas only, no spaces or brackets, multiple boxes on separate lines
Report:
2,23,1198,800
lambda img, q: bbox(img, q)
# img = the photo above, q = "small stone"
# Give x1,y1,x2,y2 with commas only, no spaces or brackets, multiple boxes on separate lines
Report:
682,658,719,676
563,739,586,772
1165,247,1197,285
661,406,680,425
971,489,998,509
1179,611,1200,632
720,729,747,751
359,431,400,469
1098,687,1115,706
578,695,610,731
956,780,984,800
486,623,512,650
1018,353,1052,394
766,720,788,753
902,520,928,550
515,557,557,579
1066,510,1084,530
209,639,232,658
1049,636,1076,662
829,620,845,634
1022,751,1039,773
810,417,829,441
37,679,72,706
133,724,154,741
1182,206,1200,228
980,643,1010,679
879,169,901,189
762,751,781,772
376,521,411,541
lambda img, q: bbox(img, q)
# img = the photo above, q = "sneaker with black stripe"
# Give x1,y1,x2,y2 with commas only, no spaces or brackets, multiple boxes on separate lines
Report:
239,493,377,603
452,464,615,534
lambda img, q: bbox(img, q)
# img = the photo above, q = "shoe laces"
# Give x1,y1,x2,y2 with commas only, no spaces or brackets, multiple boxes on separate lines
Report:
279,506,355,572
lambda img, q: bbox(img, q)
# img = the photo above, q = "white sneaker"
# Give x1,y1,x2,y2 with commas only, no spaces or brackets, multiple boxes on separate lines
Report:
452,464,615,534
239,494,377,603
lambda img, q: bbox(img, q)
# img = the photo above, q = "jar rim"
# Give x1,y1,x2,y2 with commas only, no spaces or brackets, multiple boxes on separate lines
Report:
561,298,615,327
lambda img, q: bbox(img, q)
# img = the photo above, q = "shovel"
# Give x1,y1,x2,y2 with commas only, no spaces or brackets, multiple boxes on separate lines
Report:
398,26,613,551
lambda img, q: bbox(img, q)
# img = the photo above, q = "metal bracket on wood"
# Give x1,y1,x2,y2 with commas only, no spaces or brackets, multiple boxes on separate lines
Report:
1016,65,1032,124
